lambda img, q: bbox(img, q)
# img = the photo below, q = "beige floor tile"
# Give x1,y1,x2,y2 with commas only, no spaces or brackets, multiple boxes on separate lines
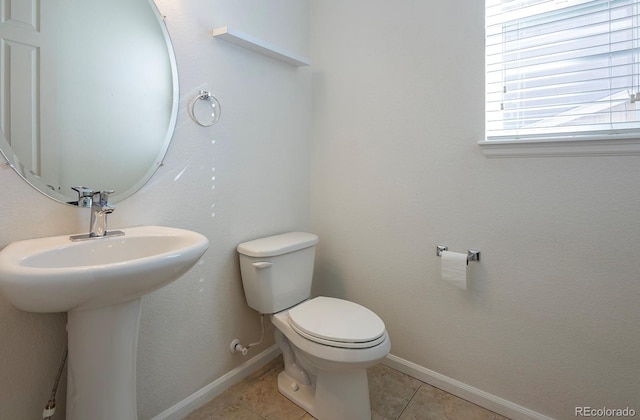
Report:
184,386,265,420
236,358,306,420
185,356,507,420
441,392,498,420
185,358,287,420
399,383,497,420
185,400,265,420
372,411,393,420
368,363,422,419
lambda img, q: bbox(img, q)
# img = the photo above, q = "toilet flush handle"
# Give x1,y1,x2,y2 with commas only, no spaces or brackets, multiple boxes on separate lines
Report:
252,261,272,269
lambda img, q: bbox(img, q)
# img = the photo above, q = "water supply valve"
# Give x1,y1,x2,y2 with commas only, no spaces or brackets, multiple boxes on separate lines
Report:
229,338,248,356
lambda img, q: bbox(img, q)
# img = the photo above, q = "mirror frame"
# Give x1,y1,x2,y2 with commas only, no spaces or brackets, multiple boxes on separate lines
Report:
0,0,179,205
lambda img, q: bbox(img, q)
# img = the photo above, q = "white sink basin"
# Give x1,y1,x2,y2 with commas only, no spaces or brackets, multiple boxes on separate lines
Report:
0,225,208,312
0,225,209,420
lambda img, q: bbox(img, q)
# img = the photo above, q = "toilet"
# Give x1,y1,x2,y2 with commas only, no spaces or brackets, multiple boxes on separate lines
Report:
237,232,391,420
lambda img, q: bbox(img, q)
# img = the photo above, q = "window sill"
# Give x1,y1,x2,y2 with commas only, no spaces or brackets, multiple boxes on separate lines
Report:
478,136,640,158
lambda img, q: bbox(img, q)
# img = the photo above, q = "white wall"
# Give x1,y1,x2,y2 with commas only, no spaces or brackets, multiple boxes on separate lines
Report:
310,1,640,419
0,0,311,418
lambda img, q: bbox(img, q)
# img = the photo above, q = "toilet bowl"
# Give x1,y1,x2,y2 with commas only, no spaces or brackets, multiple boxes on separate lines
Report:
275,297,389,367
237,232,391,420
271,297,390,419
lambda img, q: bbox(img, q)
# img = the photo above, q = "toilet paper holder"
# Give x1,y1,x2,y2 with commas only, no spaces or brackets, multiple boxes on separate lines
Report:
436,246,480,264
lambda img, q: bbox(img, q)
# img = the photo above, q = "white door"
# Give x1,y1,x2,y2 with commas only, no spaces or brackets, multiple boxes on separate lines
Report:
0,0,59,191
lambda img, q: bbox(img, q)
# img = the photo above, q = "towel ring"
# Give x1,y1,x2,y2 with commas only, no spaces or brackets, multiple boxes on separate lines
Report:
190,90,221,127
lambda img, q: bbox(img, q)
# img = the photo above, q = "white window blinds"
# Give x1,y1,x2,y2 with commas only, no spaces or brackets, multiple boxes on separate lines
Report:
486,0,640,141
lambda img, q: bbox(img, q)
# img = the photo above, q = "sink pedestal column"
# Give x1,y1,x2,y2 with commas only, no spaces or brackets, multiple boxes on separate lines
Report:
66,298,142,420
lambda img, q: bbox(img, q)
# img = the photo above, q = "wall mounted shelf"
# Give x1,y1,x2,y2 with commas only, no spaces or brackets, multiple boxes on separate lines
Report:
211,26,311,67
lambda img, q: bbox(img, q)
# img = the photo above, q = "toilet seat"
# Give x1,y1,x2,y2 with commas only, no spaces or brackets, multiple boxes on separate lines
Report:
288,297,386,349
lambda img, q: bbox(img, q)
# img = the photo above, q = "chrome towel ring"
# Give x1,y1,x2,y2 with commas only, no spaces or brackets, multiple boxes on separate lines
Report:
190,90,221,127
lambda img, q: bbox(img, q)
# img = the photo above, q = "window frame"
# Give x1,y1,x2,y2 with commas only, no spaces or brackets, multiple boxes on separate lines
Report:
478,135,640,157
479,0,640,157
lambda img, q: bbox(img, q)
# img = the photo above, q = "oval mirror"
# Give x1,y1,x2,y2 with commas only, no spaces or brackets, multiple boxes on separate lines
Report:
0,0,178,204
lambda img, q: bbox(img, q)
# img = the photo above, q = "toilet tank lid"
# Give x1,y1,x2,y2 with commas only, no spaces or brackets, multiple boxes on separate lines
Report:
237,232,319,257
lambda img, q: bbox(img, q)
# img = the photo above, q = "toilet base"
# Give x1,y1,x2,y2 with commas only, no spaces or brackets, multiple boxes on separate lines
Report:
277,368,371,420
277,370,315,414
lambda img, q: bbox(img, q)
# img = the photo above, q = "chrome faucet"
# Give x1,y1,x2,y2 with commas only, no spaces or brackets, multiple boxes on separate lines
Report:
70,188,124,241
90,190,115,237
71,186,94,207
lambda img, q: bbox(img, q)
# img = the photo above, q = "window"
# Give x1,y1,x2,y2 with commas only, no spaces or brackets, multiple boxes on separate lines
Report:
483,0,640,156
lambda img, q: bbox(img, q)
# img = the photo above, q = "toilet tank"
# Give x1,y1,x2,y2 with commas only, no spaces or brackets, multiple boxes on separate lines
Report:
237,232,319,314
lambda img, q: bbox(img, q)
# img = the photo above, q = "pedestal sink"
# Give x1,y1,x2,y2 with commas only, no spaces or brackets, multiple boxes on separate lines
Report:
0,226,209,420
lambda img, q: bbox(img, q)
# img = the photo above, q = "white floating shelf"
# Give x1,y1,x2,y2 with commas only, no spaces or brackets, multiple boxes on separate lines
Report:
211,26,311,67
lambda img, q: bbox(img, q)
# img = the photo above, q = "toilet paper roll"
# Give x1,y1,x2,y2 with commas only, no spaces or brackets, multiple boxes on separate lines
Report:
441,251,467,290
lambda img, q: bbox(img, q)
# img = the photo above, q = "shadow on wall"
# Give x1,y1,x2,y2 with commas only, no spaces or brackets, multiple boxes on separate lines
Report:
312,259,347,299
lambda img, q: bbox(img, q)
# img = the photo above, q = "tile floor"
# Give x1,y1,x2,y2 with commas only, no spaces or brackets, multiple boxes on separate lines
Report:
185,356,509,420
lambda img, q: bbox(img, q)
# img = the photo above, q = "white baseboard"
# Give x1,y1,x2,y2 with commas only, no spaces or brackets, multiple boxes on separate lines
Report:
150,347,552,420
150,345,281,420
383,354,553,420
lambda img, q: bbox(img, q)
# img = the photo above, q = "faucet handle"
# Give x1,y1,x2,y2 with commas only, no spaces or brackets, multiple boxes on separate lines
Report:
71,186,94,208
93,190,116,208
